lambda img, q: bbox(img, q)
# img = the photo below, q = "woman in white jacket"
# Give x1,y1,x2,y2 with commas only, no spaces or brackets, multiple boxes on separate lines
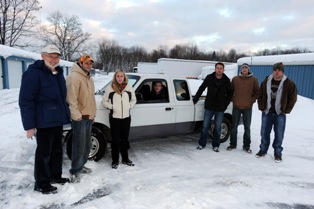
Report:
102,70,137,169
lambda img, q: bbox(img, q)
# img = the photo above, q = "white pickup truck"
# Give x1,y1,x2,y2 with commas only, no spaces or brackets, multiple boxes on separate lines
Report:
64,73,233,161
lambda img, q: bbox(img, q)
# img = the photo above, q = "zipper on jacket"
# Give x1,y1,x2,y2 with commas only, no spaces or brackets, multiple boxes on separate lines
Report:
121,93,123,119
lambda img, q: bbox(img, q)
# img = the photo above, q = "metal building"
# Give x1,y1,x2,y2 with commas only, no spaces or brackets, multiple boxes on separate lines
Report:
0,45,73,89
237,53,314,100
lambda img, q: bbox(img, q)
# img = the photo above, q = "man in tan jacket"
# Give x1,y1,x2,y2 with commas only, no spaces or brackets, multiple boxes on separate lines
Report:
227,63,259,153
66,54,96,182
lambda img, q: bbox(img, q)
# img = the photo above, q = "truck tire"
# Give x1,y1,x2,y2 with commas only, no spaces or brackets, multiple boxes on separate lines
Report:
65,126,107,162
208,118,231,143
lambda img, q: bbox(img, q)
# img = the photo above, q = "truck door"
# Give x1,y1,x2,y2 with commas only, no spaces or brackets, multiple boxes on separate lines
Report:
130,79,176,139
173,79,195,134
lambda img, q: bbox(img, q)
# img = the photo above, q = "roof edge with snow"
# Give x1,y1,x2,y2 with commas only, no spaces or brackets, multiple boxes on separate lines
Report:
237,53,314,65
0,44,73,67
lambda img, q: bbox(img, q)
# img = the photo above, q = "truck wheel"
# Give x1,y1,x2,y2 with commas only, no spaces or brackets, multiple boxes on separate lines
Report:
65,126,107,162
208,118,231,143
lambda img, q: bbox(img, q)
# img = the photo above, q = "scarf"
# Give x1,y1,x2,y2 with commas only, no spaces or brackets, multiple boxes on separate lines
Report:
118,83,127,94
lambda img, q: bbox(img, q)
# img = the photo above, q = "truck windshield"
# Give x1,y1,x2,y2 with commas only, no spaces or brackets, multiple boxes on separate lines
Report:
127,75,140,87
95,74,140,95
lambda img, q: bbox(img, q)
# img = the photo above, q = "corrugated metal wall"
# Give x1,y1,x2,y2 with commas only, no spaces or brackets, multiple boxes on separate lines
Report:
238,65,314,100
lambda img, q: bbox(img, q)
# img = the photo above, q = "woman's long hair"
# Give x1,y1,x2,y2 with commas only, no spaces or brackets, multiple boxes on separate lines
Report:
111,69,128,94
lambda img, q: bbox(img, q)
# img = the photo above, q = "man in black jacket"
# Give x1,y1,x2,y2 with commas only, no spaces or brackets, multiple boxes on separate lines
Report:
193,62,232,152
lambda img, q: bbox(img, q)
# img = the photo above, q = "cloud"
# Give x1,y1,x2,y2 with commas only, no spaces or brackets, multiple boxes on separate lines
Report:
253,28,266,35
37,0,314,53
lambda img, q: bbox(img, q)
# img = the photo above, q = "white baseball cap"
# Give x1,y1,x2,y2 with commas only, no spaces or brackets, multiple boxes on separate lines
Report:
42,45,61,55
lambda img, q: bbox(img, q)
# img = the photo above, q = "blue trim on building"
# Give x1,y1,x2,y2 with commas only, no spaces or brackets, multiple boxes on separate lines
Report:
1,58,9,89
0,55,35,89
0,46,73,89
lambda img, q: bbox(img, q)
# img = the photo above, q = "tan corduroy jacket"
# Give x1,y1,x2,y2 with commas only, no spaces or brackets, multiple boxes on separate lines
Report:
66,62,96,120
231,72,259,109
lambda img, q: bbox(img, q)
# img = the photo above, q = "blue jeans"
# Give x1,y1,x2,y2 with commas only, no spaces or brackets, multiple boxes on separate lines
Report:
259,112,286,156
70,119,92,174
198,109,224,148
230,107,252,148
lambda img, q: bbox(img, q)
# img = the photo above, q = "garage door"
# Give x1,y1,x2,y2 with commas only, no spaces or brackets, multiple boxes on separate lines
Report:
8,60,23,88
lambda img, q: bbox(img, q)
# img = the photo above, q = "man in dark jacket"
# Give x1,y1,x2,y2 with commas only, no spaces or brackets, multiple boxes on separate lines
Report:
193,62,232,152
19,45,71,194
256,62,297,162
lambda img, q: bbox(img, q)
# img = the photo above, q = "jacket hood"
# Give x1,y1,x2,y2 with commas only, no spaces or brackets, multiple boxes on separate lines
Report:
70,62,90,77
239,71,253,77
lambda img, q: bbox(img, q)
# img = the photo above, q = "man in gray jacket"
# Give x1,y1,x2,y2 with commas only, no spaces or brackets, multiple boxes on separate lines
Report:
227,63,259,153
256,62,297,162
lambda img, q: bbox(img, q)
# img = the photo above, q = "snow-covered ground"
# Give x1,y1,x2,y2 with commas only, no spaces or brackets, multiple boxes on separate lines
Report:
0,74,314,209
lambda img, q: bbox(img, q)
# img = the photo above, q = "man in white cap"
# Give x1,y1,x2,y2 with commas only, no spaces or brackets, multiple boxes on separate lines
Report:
19,44,71,194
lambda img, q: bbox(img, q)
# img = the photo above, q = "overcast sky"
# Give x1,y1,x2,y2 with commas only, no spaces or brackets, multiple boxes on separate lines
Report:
37,0,314,54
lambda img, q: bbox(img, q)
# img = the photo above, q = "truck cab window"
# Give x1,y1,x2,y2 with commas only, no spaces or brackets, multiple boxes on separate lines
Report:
136,80,169,103
174,80,190,101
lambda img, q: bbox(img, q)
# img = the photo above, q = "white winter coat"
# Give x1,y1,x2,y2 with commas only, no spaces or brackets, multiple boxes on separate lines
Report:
102,85,136,119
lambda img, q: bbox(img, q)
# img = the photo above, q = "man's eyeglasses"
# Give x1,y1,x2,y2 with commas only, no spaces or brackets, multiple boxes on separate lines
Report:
45,53,60,60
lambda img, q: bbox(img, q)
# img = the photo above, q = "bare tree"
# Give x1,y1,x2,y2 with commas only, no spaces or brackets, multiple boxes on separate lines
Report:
169,43,200,60
215,50,227,61
227,48,237,62
97,38,151,73
150,45,168,62
97,39,121,73
94,37,312,71
38,11,91,61
0,0,41,47
125,45,149,70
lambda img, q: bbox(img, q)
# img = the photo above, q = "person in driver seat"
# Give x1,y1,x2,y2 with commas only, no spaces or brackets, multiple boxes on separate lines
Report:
150,81,167,100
